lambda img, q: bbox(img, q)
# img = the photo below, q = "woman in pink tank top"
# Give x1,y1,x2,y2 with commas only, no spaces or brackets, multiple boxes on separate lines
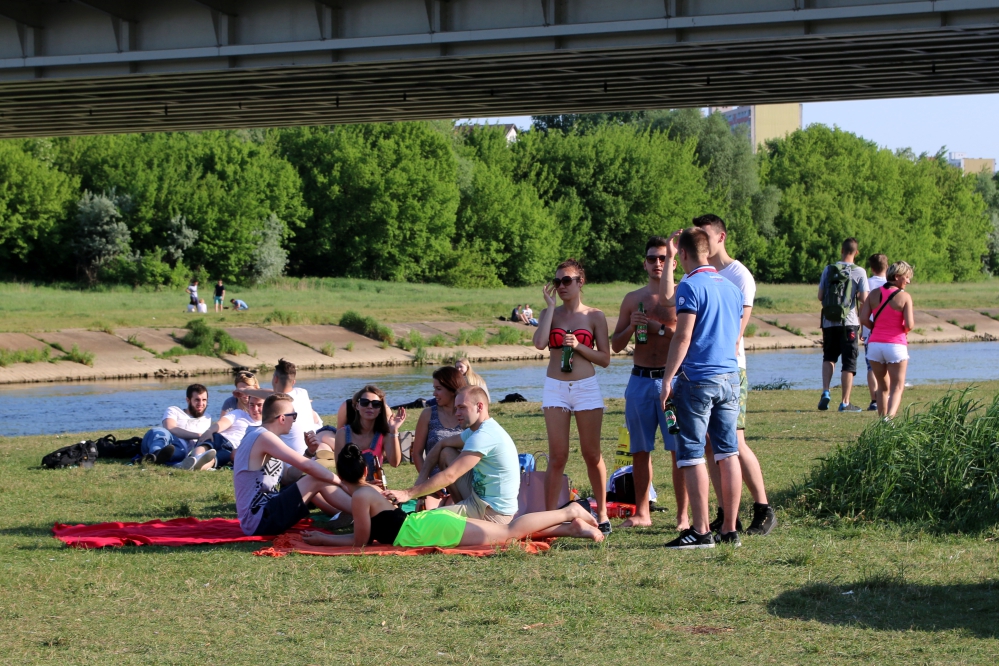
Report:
859,261,915,419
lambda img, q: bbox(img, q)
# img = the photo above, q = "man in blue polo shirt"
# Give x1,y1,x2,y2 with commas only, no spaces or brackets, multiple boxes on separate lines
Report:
660,227,745,549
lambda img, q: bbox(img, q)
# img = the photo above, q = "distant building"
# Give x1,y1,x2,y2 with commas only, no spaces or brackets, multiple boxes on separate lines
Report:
947,152,995,174
456,122,518,144
709,103,802,152
500,124,519,143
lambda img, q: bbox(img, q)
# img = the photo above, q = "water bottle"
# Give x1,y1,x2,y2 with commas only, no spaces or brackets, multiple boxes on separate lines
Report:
560,329,574,373
664,399,680,435
636,302,648,344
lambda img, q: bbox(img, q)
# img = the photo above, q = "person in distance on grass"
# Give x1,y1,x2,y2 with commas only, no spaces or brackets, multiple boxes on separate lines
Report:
862,254,889,411
302,443,603,548
186,279,199,308
384,386,519,526
859,261,915,419
213,279,226,313
817,238,870,412
690,215,776,537
659,227,745,549
234,393,352,536
230,298,249,311
610,235,687,530
181,394,264,469
196,298,208,314
140,383,215,469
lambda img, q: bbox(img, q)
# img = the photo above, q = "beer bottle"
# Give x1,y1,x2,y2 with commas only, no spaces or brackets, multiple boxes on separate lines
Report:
560,329,574,373
663,399,680,435
636,302,648,344
372,455,386,489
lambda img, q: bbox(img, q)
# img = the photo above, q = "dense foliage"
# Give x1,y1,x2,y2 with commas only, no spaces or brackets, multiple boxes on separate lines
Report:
0,115,993,287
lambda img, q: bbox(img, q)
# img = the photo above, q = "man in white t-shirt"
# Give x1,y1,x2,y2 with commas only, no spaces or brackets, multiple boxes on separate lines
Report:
186,280,199,307
862,254,889,411
185,395,264,468
140,384,214,469
692,215,777,537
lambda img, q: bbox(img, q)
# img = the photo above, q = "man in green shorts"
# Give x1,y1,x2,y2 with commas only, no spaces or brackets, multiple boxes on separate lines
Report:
385,386,520,524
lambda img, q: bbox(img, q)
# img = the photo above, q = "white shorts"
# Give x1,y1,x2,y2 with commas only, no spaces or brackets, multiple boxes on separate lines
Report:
542,375,604,412
866,342,909,364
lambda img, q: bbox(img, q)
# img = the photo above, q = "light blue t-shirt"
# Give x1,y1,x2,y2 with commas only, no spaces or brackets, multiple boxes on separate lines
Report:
675,267,743,381
234,300,248,310
460,418,520,515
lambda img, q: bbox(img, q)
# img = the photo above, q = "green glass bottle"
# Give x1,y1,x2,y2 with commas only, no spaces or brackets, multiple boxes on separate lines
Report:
636,301,648,344
560,329,574,373
663,399,680,435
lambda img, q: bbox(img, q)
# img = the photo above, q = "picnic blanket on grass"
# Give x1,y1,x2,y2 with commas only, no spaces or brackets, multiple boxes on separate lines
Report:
53,516,312,548
254,530,556,558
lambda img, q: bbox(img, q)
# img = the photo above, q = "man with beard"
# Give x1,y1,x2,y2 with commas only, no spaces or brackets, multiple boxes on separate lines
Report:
140,383,215,470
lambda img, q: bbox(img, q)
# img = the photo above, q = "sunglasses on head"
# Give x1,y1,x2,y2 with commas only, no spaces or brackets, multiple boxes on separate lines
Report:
646,255,668,264
552,276,581,287
357,398,383,409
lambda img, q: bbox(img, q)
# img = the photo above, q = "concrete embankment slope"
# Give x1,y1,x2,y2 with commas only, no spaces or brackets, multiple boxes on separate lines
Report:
0,310,995,386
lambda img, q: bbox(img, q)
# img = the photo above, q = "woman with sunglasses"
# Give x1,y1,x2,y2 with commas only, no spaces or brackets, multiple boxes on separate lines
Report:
532,258,612,535
325,385,406,487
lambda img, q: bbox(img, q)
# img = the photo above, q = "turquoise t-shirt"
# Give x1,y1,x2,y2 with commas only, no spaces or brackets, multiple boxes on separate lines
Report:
460,418,521,515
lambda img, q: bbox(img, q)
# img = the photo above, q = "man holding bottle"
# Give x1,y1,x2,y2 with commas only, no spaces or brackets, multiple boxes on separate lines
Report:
611,236,686,530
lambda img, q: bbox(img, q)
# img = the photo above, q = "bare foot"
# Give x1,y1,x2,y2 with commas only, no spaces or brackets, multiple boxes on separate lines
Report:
566,502,599,527
619,516,653,528
567,517,605,542
301,530,330,545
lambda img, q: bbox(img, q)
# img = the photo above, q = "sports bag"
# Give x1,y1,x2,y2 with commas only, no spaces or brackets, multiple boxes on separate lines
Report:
94,434,142,459
42,440,99,469
821,262,856,324
606,465,658,504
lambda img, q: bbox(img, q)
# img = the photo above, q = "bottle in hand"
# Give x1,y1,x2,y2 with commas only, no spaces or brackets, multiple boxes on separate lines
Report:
663,399,680,435
636,302,648,344
560,329,574,373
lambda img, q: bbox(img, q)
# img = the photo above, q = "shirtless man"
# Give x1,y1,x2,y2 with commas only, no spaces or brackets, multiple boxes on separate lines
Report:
610,236,687,529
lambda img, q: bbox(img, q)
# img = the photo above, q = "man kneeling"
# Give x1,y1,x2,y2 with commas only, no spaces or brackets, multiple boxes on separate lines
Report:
234,393,352,536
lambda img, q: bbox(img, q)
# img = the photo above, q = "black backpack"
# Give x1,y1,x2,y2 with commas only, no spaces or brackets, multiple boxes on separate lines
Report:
821,262,856,324
499,393,527,403
94,434,142,459
42,441,99,469
607,470,636,503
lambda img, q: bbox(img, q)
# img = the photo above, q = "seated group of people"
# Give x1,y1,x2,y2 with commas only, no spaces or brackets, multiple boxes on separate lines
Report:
140,359,603,549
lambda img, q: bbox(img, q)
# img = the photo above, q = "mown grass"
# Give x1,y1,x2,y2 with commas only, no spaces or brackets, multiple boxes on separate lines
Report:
1,383,998,663
0,278,995,333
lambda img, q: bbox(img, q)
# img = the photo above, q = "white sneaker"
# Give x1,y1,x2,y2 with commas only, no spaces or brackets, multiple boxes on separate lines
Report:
177,453,198,470
192,449,217,471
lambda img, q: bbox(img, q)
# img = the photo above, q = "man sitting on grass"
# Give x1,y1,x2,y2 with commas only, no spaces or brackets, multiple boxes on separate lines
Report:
140,384,215,470
234,393,352,536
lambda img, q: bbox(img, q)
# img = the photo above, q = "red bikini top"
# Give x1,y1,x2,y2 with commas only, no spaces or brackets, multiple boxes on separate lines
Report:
549,328,595,349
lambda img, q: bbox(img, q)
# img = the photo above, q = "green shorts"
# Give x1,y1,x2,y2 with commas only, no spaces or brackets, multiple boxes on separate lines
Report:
394,509,467,548
737,367,748,430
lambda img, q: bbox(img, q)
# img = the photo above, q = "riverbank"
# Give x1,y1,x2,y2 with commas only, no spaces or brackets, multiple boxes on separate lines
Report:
0,308,997,385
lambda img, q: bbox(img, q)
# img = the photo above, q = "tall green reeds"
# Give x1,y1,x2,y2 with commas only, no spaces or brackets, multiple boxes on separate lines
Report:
792,388,999,533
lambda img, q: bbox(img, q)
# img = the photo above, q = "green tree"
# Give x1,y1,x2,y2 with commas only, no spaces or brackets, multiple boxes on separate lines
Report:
974,171,999,275
73,190,132,285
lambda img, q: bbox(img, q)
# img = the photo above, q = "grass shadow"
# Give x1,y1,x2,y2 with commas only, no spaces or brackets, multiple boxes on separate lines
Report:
0,524,56,538
768,578,999,638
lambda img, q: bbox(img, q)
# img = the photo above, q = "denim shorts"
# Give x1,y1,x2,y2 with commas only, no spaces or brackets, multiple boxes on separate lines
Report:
624,373,677,453
673,372,741,467
542,375,604,412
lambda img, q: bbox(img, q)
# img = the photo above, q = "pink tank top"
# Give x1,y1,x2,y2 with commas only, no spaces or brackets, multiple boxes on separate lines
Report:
868,286,907,345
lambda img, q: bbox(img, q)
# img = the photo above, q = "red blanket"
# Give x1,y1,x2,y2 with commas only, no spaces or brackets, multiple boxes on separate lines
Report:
254,530,555,557
52,517,311,549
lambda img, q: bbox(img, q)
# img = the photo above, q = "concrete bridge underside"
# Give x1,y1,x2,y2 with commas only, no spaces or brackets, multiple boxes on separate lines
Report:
1,0,999,137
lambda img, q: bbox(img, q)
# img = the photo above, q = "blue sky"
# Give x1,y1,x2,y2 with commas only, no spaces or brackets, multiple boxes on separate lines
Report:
463,93,999,169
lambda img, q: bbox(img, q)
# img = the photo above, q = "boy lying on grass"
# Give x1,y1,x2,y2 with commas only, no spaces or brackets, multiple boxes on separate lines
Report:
234,393,353,536
301,444,605,548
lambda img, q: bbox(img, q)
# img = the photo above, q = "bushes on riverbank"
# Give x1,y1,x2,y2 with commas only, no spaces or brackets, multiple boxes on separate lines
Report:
792,388,999,533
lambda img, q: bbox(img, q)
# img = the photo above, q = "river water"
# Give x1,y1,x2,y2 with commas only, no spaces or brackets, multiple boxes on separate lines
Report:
1,341,996,437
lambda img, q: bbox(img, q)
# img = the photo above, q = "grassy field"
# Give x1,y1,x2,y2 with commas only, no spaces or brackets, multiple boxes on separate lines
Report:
1,384,997,664
0,278,997,333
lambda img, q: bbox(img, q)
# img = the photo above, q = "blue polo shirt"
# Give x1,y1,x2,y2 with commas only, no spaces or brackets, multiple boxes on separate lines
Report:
675,266,744,381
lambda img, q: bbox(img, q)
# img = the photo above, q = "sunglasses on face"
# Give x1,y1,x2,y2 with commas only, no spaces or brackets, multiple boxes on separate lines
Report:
357,398,383,409
646,255,668,264
552,276,581,287
269,411,297,422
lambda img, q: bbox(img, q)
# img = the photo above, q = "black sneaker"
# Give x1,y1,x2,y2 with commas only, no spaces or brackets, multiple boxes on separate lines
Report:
746,503,777,536
867,400,878,411
709,507,743,534
598,521,612,536
665,528,715,550
717,531,741,547
141,444,175,466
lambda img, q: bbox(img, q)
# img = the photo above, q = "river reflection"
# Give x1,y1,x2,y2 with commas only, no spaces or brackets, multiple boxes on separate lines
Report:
0,341,996,437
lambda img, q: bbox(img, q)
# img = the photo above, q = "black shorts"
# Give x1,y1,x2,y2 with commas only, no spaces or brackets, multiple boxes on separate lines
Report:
252,484,311,536
822,325,860,375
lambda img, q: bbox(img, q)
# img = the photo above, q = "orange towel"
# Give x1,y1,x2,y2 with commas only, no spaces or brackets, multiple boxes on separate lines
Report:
254,530,555,557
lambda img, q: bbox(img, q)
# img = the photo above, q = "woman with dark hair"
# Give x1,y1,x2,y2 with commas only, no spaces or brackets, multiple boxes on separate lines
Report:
411,367,467,475
326,386,406,484
300,444,604,548
533,258,612,535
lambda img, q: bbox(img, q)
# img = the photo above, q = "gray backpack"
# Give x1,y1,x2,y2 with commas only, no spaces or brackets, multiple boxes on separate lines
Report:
821,262,855,324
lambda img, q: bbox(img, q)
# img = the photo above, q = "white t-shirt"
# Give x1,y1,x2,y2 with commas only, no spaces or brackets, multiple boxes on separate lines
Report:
197,302,208,313
718,260,756,370
279,386,323,456
161,406,211,445
187,284,198,299
221,408,261,448
523,307,533,318
862,275,888,339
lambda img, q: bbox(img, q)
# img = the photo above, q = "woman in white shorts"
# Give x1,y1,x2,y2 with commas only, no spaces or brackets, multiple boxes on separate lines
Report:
860,261,915,419
533,259,612,534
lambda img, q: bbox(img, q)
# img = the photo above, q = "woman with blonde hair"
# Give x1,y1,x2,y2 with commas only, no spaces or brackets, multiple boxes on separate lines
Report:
454,357,490,403
859,261,915,419
221,370,260,417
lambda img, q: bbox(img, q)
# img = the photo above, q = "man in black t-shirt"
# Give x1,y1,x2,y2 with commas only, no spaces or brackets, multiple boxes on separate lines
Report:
213,280,225,313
